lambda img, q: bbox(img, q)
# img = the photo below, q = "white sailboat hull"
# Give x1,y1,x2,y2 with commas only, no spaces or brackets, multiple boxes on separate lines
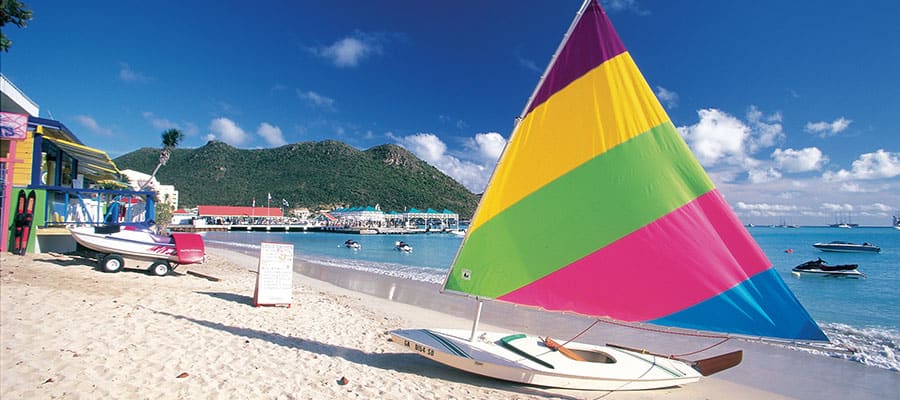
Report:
390,328,702,391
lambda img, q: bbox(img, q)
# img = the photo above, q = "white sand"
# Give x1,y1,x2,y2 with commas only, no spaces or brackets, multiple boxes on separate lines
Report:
1,248,891,399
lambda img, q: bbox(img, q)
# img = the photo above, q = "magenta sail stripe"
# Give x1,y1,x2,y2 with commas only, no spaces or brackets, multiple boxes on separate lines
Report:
526,1,626,113
498,190,771,322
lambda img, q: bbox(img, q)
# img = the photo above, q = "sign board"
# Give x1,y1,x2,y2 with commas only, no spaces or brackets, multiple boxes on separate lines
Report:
253,242,294,307
0,112,28,140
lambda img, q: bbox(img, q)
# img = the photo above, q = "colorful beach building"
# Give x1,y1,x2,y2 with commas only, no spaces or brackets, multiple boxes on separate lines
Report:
328,206,460,232
1,74,157,254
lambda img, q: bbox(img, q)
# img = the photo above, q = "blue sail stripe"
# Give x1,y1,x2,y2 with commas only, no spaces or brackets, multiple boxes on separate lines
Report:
650,269,828,341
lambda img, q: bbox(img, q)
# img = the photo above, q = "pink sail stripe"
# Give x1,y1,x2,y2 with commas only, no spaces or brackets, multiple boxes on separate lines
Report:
498,190,771,322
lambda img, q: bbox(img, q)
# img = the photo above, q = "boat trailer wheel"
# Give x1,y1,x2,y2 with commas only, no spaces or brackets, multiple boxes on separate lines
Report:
100,254,124,273
149,261,171,277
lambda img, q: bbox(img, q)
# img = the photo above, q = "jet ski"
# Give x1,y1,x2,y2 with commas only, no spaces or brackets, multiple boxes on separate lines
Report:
791,258,864,278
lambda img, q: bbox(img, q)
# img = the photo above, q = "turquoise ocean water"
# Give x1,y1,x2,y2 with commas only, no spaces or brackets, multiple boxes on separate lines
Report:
202,227,900,371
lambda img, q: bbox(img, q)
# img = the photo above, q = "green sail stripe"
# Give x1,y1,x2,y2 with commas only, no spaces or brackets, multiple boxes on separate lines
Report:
445,122,715,297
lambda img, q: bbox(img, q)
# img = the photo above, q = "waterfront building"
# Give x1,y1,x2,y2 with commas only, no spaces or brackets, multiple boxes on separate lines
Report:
1,74,157,253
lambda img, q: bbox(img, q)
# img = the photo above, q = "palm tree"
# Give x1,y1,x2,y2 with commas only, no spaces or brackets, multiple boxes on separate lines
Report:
140,128,183,190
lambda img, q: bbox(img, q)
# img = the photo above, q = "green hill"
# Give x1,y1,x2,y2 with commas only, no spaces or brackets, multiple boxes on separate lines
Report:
113,140,480,218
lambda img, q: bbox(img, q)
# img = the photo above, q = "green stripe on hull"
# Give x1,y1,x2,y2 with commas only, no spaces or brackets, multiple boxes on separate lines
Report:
446,122,714,297
424,330,471,359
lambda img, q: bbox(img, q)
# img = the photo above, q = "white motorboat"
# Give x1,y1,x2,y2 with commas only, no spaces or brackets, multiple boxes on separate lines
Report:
69,225,205,276
813,241,880,253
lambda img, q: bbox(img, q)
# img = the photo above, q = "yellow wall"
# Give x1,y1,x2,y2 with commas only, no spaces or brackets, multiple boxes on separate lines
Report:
12,129,35,186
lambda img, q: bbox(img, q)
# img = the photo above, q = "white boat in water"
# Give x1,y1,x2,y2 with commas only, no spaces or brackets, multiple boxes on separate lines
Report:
813,241,881,253
69,225,205,276
394,241,412,252
390,0,825,391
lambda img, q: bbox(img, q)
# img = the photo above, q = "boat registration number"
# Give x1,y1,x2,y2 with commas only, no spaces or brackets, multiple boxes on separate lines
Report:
403,340,435,357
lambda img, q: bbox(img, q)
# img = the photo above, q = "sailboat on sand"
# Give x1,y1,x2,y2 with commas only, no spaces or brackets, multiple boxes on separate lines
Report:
390,0,827,391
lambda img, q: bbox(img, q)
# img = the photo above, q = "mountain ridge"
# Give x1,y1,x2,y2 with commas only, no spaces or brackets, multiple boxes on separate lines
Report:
113,140,480,218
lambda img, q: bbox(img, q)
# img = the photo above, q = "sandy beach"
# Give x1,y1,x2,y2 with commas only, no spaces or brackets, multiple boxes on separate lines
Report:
2,246,896,399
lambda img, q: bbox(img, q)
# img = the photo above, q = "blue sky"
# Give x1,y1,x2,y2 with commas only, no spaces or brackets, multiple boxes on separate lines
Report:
3,0,899,225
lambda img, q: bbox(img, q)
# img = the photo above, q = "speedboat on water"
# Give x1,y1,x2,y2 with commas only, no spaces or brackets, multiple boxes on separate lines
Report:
791,258,864,278
343,239,361,250
813,241,880,253
69,224,205,276
395,241,412,252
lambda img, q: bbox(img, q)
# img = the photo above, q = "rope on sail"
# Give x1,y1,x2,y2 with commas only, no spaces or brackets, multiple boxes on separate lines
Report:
557,318,732,358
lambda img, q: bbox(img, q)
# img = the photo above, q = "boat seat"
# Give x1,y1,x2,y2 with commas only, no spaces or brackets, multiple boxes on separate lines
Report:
95,225,121,234
150,234,174,244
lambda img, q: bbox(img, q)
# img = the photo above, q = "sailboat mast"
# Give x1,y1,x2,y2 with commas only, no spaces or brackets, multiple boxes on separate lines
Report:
468,299,484,342
513,0,592,129
439,0,594,296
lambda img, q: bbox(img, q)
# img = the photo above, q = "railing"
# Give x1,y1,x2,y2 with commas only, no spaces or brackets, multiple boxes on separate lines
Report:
38,185,157,227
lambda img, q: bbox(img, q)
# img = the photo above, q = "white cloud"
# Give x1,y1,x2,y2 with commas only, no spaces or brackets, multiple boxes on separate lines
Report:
208,117,247,146
677,106,784,179
118,62,151,83
74,115,114,136
518,56,540,73
747,167,782,183
142,112,199,136
257,123,286,147
745,106,783,152
394,132,505,193
867,203,893,212
805,117,852,138
602,0,650,15
735,202,799,213
655,86,678,108
678,109,750,166
314,32,384,68
297,90,336,110
772,147,828,172
838,183,866,193
823,149,900,181
465,132,507,164
399,133,446,164
821,202,854,212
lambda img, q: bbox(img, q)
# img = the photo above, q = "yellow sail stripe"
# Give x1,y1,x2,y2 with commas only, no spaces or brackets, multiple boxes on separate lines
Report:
470,52,670,234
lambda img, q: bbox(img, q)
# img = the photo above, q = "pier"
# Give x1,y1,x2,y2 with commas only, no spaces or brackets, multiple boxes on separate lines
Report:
168,223,457,235
171,204,464,235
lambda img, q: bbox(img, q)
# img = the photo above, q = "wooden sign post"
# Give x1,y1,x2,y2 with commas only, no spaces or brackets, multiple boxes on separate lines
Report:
253,242,294,307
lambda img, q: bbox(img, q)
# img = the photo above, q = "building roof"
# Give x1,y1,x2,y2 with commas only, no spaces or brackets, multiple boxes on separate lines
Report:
197,205,282,217
1,73,39,116
29,117,120,181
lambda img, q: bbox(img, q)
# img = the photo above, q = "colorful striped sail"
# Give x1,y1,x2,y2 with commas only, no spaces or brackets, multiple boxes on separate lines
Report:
443,0,826,342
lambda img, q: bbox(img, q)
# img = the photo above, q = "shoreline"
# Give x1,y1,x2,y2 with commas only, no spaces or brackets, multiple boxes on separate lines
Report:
1,246,896,399
213,244,900,399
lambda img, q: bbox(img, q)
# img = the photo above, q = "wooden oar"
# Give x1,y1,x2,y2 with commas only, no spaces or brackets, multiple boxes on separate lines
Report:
543,337,586,361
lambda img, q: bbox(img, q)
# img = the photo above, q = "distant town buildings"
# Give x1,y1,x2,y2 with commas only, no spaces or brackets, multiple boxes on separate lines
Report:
120,169,179,210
